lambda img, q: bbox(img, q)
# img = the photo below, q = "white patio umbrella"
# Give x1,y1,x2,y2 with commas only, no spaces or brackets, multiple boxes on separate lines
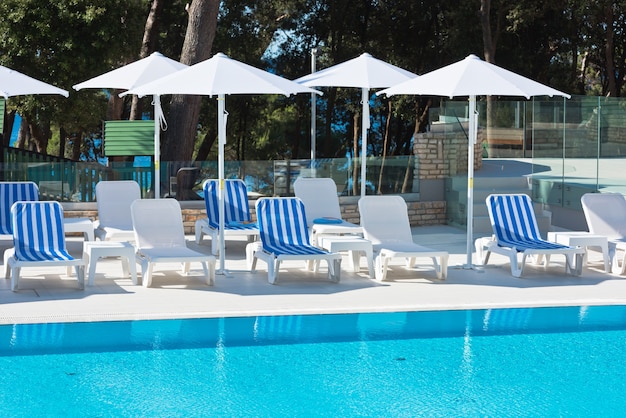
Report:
377,54,571,268
294,53,417,197
0,65,68,98
73,52,188,198
124,52,321,273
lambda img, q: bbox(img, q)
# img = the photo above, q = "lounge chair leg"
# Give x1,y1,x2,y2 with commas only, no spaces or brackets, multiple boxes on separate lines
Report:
431,257,442,280
194,220,204,244
11,265,19,291
210,233,219,256
76,266,85,289
267,259,280,284
142,261,153,287
440,255,448,279
613,251,626,275
202,261,214,286
328,258,341,283
510,253,523,278
375,256,389,281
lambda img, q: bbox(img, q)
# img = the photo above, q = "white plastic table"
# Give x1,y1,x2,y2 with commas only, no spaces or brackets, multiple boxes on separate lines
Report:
547,231,610,273
64,218,95,241
83,241,138,286
318,236,374,278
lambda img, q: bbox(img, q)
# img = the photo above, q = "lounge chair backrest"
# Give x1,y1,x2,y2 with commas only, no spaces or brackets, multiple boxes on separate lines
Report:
293,178,341,227
203,179,251,229
358,196,413,245
0,182,39,235
256,197,311,251
11,201,72,262
131,198,187,250
96,181,140,230
487,194,542,243
581,193,626,240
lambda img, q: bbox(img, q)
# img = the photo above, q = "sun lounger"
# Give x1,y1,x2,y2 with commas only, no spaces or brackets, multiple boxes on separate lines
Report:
131,198,216,287
247,197,341,284
95,180,140,241
358,196,448,280
4,201,85,291
476,193,584,277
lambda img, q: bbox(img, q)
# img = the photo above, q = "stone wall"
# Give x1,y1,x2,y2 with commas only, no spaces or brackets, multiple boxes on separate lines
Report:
414,125,483,178
63,197,447,235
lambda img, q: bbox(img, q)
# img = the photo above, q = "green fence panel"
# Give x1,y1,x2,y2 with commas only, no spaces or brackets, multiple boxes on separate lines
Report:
104,120,154,156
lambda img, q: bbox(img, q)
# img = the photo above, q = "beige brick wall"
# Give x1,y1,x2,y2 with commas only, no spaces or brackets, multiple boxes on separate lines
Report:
63,197,446,235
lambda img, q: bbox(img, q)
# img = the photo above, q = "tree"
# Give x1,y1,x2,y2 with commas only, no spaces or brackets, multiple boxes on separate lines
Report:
0,0,146,157
162,0,219,163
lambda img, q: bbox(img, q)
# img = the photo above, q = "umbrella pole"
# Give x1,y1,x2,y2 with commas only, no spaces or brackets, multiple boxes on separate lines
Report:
465,95,478,268
360,88,370,197
310,48,317,177
217,94,227,275
153,94,161,199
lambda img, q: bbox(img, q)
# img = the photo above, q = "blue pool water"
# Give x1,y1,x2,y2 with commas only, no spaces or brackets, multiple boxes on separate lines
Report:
1,305,626,417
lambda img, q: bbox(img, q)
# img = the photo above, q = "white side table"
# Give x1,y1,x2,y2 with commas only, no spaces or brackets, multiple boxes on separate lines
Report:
547,231,610,273
64,218,95,241
318,236,374,278
83,241,138,286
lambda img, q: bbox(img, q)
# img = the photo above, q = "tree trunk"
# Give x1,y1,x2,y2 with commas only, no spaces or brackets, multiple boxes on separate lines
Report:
377,101,392,194
59,126,67,158
107,90,124,120
604,3,618,97
195,128,217,161
479,0,496,156
323,87,337,157
163,0,219,163
3,110,15,146
130,0,163,120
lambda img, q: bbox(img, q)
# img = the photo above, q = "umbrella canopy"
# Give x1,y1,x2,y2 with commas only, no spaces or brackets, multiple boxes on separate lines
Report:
378,54,571,268
73,52,189,199
73,51,187,91
378,54,570,99
124,52,321,274
295,53,418,197
0,65,68,98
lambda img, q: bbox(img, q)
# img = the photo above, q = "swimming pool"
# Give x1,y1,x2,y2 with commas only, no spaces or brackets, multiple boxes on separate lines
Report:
1,305,626,417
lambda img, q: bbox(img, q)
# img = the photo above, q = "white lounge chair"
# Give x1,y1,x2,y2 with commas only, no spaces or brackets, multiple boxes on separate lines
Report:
358,196,448,281
581,192,626,274
247,197,341,284
194,179,259,254
293,177,362,244
476,193,584,277
131,198,216,287
4,201,85,291
95,180,140,241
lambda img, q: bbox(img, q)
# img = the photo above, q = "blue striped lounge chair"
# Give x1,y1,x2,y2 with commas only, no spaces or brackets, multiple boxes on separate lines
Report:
131,199,216,287
476,194,585,277
0,181,39,236
194,179,259,254
358,196,448,281
4,201,86,291
247,197,341,284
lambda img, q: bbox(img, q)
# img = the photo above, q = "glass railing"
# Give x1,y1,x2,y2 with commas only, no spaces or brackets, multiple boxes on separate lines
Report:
0,155,417,203
438,95,626,225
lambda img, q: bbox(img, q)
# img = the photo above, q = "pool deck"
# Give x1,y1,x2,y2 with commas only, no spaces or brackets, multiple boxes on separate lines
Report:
1,225,625,325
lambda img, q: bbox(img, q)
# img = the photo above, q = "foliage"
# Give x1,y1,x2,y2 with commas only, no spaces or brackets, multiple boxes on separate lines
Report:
0,0,624,162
